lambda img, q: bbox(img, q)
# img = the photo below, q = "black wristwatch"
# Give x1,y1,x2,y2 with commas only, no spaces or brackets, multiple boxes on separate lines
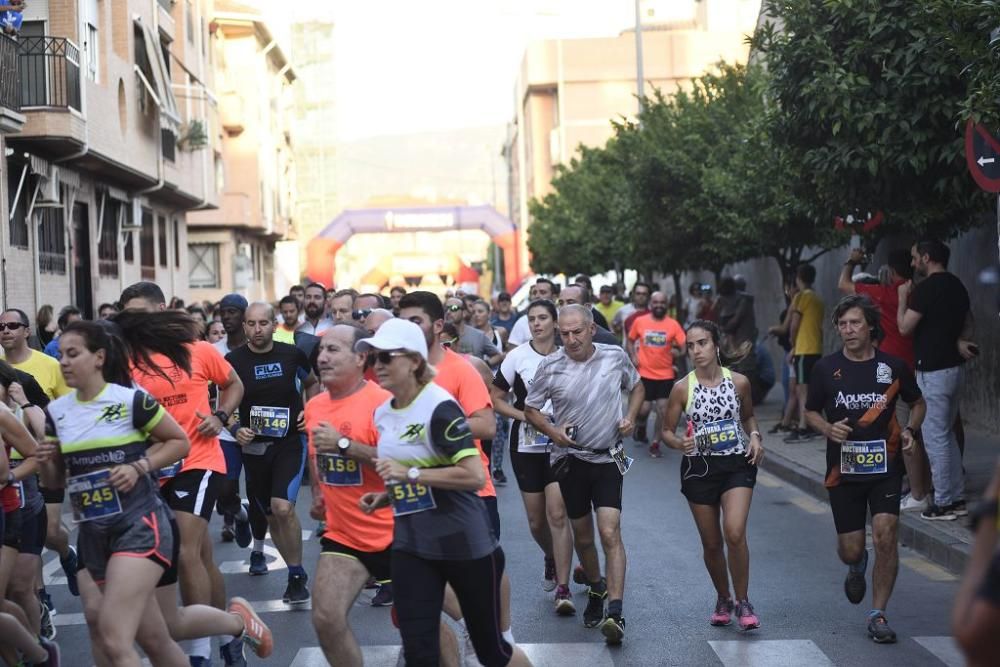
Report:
17,402,33,410
213,410,229,424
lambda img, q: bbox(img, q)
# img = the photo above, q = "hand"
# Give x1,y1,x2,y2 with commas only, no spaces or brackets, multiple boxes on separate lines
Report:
900,427,916,453
309,495,325,521
297,412,306,432
745,433,765,465
374,458,408,483
359,492,388,514
35,437,60,462
312,421,343,452
235,427,255,446
549,424,577,448
681,436,696,455
195,410,223,437
826,418,852,443
8,382,27,408
108,464,140,493
848,247,865,265
897,280,913,301
957,340,979,361
617,417,635,437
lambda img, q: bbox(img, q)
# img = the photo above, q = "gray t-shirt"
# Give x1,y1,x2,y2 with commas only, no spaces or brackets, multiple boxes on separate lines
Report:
457,325,500,361
525,343,640,464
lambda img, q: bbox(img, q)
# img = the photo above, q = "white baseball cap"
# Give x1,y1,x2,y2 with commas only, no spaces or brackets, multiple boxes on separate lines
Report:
354,318,428,361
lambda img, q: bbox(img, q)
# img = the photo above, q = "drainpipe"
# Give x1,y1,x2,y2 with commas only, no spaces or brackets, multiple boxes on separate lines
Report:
137,0,166,197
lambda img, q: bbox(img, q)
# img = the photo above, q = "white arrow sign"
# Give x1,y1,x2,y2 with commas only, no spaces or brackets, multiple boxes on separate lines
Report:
977,155,995,167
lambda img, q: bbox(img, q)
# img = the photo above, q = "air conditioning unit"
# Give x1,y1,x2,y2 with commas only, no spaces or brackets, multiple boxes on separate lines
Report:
121,198,144,230
34,167,61,207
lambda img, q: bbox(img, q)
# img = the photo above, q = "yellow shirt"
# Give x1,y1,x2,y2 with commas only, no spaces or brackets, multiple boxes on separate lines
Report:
792,289,824,355
11,349,71,399
595,301,624,328
274,326,296,345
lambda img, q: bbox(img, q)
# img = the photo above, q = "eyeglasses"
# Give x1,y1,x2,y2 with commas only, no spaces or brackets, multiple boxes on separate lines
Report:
446,304,463,312
442,337,458,348
0,322,27,331
352,308,372,321
372,350,410,365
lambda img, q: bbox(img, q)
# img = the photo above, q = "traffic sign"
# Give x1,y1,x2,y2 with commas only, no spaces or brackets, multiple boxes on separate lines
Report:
965,119,1000,192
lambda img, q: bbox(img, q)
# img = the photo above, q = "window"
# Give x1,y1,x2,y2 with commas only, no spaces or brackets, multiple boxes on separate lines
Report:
173,218,181,267
38,207,67,275
83,0,99,82
97,198,120,277
157,214,168,267
6,161,28,249
161,127,176,162
188,243,219,288
140,207,155,279
123,204,135,262
186,1,194,44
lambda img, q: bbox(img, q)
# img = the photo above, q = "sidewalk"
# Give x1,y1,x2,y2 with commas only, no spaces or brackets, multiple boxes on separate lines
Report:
754,392,997,575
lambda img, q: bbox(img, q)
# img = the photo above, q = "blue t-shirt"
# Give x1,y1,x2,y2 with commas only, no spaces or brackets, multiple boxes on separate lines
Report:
43,336,61,360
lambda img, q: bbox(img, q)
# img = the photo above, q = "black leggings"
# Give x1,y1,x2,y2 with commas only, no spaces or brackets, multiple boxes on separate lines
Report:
392,547,512,667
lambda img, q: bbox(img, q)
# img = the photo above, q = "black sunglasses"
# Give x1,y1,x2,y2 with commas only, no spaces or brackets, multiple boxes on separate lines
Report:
0,322,27,331
446,304,463,312
372,350,409,365
352,308,373,321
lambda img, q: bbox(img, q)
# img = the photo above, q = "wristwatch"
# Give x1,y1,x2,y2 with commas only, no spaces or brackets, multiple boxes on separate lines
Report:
337,437,351,453
407,466,421,482
213,410,229,424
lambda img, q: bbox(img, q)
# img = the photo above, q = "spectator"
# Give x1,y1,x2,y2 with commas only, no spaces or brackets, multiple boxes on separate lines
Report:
389,285,407,315
34,305,55,349
97,302,119,320
168,296,185,309
43,306,83,359
509,278,559,345
443,297,502,366
557,285,618,345
611,281,652,340
715,276,758,347
490,292,517,334
898,239,973,521
186,305,209,340
783,264,824,442
275,295,300,344
207,320,226,344
289,284,306,309
767,278,800,433
594,285,624,335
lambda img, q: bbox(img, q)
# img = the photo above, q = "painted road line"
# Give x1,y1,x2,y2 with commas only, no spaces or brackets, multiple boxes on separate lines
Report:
901,556,958,582
913,636,963,667
709,639,835,667
56,597,315,626
291,643,616,667
756,471,782,488
219,542,287,574
789,494,827,515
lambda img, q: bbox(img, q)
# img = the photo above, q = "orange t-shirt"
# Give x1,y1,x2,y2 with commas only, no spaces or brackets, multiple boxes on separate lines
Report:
131,341,233,475
628,313,686,381
305,381,394,552
433,348,497,498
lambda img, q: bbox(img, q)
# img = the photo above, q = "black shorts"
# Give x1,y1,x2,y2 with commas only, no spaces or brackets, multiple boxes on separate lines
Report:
161,469,224,521
76,503,176,585
680,454,757,505
641,378,675,401
320,537,392,583
557,457,623,520
40,486,65,505
482,495,500,541
509,427,556,494
243,438,307,510
794,354,821,384
19,506,47,556
828,474,902,534
2,507,21,550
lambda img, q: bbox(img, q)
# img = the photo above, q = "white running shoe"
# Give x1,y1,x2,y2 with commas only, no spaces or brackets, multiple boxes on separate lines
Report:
900,493,929,512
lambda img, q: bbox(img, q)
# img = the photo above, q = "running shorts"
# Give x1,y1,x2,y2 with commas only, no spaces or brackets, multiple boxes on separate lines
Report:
794,354,821,385
557,457,623,520
828,474,902,534
40,485,65,504
641,378,675,401
161,469,224,521
243,438,306,510
221,439,243,481
2,507,21,550
320,537,391,583
77,503,176,585
509,445,556,494
680,454,758,506
18,506,47,556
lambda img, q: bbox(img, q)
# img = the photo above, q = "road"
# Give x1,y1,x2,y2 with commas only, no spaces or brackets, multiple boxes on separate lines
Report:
46,438,963,666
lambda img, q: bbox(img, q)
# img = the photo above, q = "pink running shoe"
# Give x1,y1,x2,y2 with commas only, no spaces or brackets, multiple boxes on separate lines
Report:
648,442,663,458
710,597,733,626
736,600,760,631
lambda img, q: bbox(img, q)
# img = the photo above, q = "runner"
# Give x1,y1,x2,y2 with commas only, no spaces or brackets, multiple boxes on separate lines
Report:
524,304,644,644
627,292,686,458
357,318,532,667
491,299,575,614
120,282,246,665
276,295,301,344
227,302,318,604
509,279,559,346
305,325,395,663
804,295,925,644
661,319,764,632
300,283,336,335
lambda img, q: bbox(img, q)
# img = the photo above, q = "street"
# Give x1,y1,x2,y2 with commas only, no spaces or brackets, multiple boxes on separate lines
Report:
44,436,963,667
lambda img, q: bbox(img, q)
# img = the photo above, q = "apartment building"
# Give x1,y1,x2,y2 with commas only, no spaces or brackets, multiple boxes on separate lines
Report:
185,0,296,304
0,0,220,319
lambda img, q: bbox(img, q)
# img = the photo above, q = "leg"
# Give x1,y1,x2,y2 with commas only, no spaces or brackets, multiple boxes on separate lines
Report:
918,369,965,506
79,568,113,667
794,369,808,431
201,533,226,609
97,556,176,666
836,530,867,565
0,612,48,663
719,487,753,600
595,508,626,601
544,482,574,586
156,585,243,640
269,498,303,566
570,513,601,583
174,511,212,607
311,552,369,666
870,514,899,611
519,491,554,558
653,397,669,442
42,502,70,558
688,502,730,598
134,595,192,667
392,550,447,667
8,553,42,635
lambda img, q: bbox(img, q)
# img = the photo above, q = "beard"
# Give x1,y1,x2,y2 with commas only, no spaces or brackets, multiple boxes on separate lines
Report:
652,307,667,318
305,303,324,319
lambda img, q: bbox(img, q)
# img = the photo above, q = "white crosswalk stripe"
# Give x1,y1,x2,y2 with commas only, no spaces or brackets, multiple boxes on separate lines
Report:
913,636,964,667
709,639,835,666
290,643,617,667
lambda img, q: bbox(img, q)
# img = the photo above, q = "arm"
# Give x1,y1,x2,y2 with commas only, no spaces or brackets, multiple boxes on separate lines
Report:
108,411,190,493
735,373,764,464
489,384,524,422
0,405,37,459
896,281,921,336
466,407,496,441
312,422,378,465
838,250,863,295
769,305,794,337
788,310,803,349
660,380,695,454
624,378,645,426
958,311,978,360
524,406,574,447
197,368,243,436
378,455,485,492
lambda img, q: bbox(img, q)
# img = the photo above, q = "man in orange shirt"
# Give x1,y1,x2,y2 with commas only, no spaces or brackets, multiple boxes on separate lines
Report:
627,291,686,458
120,282,246,666
305,325,394,665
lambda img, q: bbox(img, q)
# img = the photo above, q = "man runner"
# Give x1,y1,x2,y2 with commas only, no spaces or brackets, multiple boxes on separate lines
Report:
805,295,925,644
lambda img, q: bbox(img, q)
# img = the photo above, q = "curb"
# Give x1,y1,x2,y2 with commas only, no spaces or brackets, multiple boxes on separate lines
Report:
760,449,971,575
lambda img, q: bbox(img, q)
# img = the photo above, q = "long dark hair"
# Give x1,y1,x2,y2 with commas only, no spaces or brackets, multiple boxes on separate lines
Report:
62,310,198,387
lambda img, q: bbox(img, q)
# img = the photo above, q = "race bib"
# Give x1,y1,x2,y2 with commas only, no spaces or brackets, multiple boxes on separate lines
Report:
316,453,362,486
388,482,436,517
15,480,24,509
696,419,741,454
841,439,888,475
249,406,290,438
644,331,668,347
67,470,122,523
519,421,551,454
158,459,184,479
610,439,634,475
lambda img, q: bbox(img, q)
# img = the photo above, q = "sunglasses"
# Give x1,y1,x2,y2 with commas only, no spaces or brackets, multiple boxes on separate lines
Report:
372,350,410,365
0,322,27,331
446,304,463,312
352,308,373,321
442,337,458,348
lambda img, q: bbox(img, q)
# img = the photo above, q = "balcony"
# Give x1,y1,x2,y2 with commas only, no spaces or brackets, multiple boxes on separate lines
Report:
0,32,24,133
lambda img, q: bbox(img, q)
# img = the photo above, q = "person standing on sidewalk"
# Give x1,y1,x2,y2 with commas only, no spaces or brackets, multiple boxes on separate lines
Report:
805,295,926,644
785,264,824,442
897,239,974,521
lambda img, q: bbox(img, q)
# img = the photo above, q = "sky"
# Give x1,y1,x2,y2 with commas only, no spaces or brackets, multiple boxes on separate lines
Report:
281,0,641,141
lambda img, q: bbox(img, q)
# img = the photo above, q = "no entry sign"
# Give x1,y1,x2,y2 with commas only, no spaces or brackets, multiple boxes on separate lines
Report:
965,119,1000,192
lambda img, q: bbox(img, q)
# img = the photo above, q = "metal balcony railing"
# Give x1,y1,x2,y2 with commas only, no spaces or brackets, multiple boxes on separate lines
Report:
18,36,81,111
0,33,18,112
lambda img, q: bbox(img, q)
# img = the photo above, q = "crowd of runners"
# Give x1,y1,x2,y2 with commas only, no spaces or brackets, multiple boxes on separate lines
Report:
0,236,997,666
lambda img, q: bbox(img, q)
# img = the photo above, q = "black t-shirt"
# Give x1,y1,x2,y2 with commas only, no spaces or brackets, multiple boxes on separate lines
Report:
908,272,970,371
805,350,921,487
226,342,311,444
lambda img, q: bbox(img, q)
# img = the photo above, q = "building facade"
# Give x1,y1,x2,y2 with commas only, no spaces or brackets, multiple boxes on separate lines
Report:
185,0,296,304
0,0,220,319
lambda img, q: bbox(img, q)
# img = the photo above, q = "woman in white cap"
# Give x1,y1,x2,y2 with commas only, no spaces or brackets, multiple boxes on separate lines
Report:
357,318,531,667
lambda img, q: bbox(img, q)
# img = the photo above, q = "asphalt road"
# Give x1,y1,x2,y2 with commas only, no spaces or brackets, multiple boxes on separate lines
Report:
45,438,964,666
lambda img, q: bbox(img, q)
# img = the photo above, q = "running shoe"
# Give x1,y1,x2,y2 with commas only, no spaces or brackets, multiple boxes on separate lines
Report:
844,550,868,604
783,428,820,443
285,573,310,605
365,576,378,590
219,635,247,667
767,422,792,435
39,599,56,640
248,550,268,576
38,589,55,617
234,502,252,548
37,637,61,667
920,504,958,521
492,469,508,486
60,546,79,597
371,582,393,607
572,564,588,585
554,585,575,616
459,628,478,667
228,596,273,658
735,600,760,631
710,596,733,626
634,426,648,444
648,442,662,458
599,614,625,645
946,500,968,517
867,612,897,644
582,584,607,628
899,493,929,512
542,557,557,592
221,520,236,543
188,657,212,666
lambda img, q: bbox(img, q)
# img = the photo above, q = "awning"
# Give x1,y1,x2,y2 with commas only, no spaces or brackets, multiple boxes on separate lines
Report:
136,18,181,129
